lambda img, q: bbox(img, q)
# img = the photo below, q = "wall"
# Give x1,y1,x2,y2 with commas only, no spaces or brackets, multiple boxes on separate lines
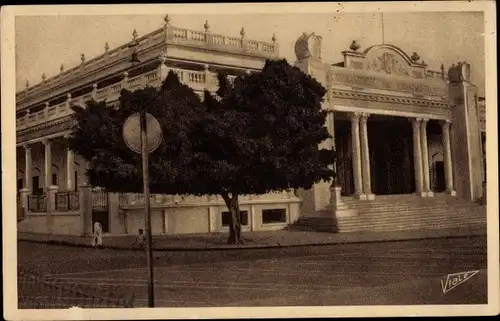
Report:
167,207,210,235
50,213,82,235
17,214,49,234
118,199,302,235
125,209,166,235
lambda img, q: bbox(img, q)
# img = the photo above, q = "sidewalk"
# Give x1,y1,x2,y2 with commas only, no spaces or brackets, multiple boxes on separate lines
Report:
18,224,486,251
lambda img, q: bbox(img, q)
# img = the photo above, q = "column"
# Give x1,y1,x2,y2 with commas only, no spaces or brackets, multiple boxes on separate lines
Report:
20,144,32,212
24,144,32,190
360,113,374,200
412,118,424,196
350,112,364,199
420,118,433,197
441,120,456,196
66,145,75,191
43,139,53,189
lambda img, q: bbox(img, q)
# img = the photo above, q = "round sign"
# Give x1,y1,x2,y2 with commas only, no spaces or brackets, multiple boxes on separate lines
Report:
122,112,163,154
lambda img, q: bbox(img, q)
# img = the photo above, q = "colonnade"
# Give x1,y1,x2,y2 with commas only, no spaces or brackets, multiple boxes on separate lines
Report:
21,136,78,193
347,112,456,200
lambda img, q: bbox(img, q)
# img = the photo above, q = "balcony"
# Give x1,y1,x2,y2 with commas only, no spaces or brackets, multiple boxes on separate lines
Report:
16,67,237,132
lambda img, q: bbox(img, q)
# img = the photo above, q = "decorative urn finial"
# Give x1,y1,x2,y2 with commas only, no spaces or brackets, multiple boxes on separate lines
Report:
132,29,138,41
272,33,277,43
204,20,210,32
104,42,110,52
240,27,245,37
349,40,360,52
410,52,420,63
42,73,46,81
164,14,170,25
60,64,64,73
80,53,86,64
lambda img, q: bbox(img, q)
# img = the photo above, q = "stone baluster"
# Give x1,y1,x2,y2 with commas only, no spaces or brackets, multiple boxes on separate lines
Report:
122,71,129,90
44,102,49,118
92,84,98,100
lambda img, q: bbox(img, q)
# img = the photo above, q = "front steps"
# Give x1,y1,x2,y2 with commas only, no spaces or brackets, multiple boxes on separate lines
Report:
289,193,486,233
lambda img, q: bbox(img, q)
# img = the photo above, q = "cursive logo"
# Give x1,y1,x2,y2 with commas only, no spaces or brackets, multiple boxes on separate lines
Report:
440,270,479,294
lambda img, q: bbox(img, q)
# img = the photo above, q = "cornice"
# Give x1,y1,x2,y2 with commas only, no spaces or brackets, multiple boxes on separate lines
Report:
328,89,453,109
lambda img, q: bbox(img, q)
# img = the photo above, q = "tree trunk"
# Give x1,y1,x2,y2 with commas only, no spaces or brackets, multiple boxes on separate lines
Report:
221,191,243,245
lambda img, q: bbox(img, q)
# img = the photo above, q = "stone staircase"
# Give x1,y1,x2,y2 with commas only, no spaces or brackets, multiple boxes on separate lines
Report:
289,193,486,233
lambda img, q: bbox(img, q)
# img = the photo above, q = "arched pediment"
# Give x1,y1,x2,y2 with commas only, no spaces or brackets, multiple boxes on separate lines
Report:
362,44,413,77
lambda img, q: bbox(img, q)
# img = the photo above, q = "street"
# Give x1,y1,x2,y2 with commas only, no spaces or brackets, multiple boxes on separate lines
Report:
17,235,487,307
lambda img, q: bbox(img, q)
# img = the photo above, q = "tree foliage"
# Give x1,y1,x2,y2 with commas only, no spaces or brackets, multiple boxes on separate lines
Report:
69,60,335,244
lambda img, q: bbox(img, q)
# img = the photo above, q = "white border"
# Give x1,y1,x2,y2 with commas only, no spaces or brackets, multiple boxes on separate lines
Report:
2,2,498,319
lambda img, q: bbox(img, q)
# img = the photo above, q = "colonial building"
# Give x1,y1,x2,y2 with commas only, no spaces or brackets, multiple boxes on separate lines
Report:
16,17,486,237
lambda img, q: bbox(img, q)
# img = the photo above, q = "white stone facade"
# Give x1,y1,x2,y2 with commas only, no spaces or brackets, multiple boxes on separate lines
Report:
16,19,486,235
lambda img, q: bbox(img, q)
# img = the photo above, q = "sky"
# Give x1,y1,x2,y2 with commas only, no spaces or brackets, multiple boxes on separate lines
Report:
15,11,485,95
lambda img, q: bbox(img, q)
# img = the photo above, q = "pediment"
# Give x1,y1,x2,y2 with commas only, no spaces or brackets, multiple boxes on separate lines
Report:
363,45,412,77
343,44,427,79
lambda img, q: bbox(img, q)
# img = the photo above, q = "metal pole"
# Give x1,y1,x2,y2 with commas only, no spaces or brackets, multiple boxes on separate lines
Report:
140,110,155,308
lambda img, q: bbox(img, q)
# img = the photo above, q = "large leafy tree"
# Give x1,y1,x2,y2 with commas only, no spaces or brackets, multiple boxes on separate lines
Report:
190,59,335,244
69,60,335,245
68,71,206,194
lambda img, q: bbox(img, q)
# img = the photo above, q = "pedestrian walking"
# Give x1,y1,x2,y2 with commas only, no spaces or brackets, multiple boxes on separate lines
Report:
136,228,146,248
92,221,103,248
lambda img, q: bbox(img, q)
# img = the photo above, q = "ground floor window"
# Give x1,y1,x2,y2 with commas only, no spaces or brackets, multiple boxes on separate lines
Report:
262,209,287,224
221,211,249,227
52,174,58,186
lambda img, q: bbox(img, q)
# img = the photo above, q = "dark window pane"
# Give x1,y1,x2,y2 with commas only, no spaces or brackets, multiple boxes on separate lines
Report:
222,211,249,226
262,209,286,224
52,174,57,186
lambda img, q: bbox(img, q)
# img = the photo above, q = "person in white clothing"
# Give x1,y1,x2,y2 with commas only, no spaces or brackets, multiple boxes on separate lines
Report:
92,221,103,248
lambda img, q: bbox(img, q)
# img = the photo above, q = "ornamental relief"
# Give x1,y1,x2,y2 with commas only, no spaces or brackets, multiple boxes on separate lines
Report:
366,52,409,76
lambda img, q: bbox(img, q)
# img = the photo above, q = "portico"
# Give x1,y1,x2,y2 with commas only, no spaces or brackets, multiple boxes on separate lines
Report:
292,32,481,219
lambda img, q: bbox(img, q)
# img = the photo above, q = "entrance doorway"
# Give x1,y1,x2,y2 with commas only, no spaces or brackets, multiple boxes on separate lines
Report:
433,161,446,192
368,116,415,195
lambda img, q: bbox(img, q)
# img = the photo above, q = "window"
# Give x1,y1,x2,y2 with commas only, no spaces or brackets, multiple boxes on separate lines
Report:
52,174,58,186
74,171,79,191
262,209,287,224
222,211,249,227
17,179,23,191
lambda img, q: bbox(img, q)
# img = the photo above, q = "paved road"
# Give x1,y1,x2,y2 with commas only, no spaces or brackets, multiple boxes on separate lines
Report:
17,235,487,307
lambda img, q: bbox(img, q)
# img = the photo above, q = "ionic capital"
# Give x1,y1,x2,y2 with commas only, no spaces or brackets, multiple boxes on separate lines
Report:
23,143,31,151
421,118,429,124
92,83,98,89
350,112,361,122
123,71,129,78
360,113,370,123
440,119,452,127
42,138,51,146
66,93,72,100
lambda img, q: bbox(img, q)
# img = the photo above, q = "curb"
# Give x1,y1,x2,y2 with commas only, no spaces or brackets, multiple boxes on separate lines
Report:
18,226,486,252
